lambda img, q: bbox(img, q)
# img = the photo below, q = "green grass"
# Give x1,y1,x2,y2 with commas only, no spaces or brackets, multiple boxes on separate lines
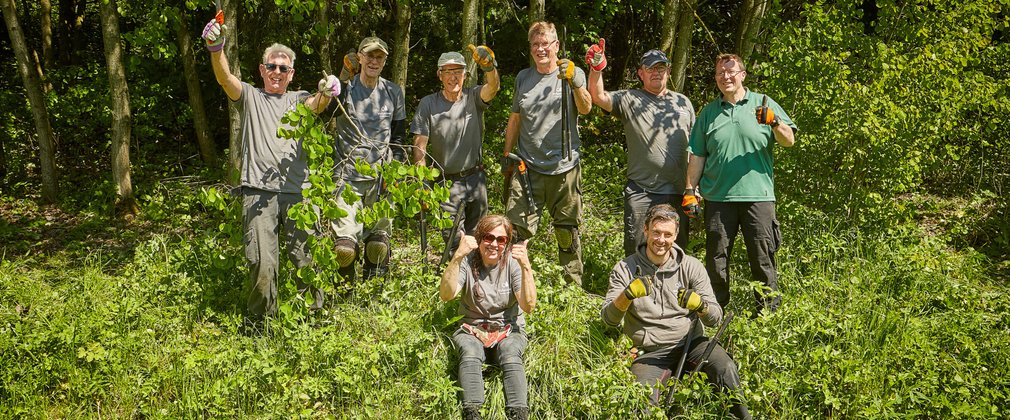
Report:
2,171,1008,418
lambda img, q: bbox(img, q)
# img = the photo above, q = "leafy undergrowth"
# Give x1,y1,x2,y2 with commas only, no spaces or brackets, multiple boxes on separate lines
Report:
2,181,1008,419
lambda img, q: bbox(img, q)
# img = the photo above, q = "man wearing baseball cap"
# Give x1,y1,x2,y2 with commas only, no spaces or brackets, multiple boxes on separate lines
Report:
411,47,501,249
329,36,407,282
587,44,696,257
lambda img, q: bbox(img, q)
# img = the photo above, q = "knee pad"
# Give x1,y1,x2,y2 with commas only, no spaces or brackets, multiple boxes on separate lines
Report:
364,233,390,266
334,238,358,268
554,225,579,254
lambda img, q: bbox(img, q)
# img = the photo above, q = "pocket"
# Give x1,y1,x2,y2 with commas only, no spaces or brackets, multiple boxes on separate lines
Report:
770,218,782,253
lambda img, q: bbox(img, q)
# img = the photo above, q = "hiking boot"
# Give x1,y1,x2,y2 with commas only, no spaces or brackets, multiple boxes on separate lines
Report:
505,407,529,420
461,404,483,420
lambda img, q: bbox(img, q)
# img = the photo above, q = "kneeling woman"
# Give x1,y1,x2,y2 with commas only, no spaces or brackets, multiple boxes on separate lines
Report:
440,215,537,420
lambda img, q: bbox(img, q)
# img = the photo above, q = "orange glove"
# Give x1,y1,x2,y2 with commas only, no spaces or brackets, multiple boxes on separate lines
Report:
755,95,780,127
682,193,700,219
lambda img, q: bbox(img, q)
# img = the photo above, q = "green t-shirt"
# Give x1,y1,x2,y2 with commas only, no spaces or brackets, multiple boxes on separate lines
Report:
689,90,796,202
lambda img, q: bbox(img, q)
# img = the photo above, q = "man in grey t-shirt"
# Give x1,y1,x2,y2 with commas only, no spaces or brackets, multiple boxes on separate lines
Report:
411,47,500,248
202,16,338,320
587,45,695,256
329,36,408,281
504,21,593,287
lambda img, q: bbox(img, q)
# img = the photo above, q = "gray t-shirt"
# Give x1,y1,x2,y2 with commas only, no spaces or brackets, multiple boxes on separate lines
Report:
510,67,583,175
410,86,489,174
457,254,525,327
235,82,311,193
610,89,695,194
333,75,406,181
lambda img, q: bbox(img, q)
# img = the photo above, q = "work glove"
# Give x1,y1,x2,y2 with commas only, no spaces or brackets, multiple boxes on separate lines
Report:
556,59,586,89
584,38,607,72
682,190,701,219
677,288,708,314
201,18,226,52
340,48,360,79
317,75,341,97
623,276,653,300
755,95,781,127
468,44,497,72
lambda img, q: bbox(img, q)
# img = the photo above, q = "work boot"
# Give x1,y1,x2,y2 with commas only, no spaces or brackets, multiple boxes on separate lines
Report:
362,261,388,279
461,404,483,420
505,407,529,420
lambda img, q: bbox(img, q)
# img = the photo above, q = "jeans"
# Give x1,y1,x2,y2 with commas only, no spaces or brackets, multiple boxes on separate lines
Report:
439,170,488,250
452,326,529,409
703,201,781,312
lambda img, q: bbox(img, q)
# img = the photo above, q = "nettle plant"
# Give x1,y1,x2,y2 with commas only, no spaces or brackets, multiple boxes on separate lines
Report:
278,103,453,295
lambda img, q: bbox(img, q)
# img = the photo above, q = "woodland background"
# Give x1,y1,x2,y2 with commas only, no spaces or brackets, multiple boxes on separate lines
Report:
1,0,1008,418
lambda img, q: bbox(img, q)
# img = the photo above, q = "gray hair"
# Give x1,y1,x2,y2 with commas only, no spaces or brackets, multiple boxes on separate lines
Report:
262,43,296,65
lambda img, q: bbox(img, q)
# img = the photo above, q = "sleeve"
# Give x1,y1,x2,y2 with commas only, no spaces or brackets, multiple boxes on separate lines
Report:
688,105,708,157
510,70,525,114
508,258,522,295
601,260,632,327
410,97,429,136
768,95,797,131
473,85,491,110
608,90,626,118
393,84,407,121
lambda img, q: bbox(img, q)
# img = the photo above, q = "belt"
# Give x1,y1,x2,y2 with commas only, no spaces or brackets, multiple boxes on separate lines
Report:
439,163,484,181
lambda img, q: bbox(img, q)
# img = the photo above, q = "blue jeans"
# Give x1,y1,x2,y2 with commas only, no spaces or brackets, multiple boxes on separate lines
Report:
452,326,529,409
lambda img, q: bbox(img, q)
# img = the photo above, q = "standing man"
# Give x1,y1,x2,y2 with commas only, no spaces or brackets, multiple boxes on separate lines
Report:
329,36,408,281
201,16,339,320
685,53,796,314
601,204,750,419
504,21,592,287
586,43,695,256
411,46,500,248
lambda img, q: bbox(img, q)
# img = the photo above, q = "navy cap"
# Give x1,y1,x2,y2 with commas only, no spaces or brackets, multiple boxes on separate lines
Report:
640,49,670,67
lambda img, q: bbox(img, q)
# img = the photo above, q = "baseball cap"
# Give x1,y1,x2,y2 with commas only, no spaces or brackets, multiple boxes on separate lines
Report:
359,36,389,54
640,49,670,67
437,52,467,69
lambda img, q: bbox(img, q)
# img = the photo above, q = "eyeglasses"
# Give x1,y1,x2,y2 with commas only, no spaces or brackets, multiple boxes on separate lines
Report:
264,63,292,73
362,53,387,63
530,40,557,50
440,68,465,76
716,69,745,79
645,65,670,73
481,234,509,246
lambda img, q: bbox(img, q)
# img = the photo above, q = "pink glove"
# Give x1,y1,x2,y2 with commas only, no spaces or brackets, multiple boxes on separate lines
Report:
201,19,225,52
318,75,341,97
585,38,607,72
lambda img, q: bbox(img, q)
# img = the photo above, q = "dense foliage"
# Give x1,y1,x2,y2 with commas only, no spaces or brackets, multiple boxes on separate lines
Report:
1,0,1008,418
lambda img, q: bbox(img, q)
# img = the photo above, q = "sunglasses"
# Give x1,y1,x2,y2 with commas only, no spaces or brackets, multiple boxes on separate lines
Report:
264,63,292,73
481,234,509,246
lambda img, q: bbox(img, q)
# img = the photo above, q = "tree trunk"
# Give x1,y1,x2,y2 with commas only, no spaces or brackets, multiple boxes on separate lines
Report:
57,0,85,65
670,0,694,92
98,0,138,218
40,0,53,70
2,0,58,203
528,0,544,25
462,0,479,86
0,135,7,184
734,0,771,64
175,6,217,168
318,0,332,75
659,0,681,56
224,0,242,185
390,0,411,90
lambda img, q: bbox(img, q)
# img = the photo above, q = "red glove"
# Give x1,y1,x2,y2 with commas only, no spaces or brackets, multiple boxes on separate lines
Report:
585,38,607,72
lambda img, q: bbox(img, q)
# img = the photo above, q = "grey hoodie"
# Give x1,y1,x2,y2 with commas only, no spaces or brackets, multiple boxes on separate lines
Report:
601,243,722,352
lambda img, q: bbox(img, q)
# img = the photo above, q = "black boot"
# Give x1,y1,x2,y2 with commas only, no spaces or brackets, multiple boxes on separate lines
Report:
505,407,529,420
461,404,483,420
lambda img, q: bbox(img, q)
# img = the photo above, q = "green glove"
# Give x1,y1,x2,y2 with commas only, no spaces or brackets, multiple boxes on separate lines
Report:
677,288,708,314
624,276,652,300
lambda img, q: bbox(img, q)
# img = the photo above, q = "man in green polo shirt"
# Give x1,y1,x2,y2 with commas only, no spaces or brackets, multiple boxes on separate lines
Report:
685,53,796,314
